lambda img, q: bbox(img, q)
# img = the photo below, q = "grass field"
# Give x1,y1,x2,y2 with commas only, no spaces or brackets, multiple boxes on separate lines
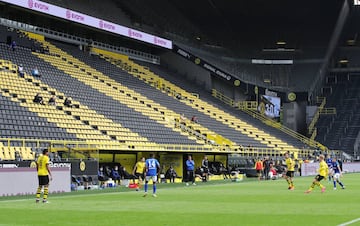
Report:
0,173,359,226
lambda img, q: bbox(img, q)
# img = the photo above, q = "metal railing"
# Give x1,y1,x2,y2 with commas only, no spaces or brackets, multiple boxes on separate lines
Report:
211,89,328,150
0,17,160,64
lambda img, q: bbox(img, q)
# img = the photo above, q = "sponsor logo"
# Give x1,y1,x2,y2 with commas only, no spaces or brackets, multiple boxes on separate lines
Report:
49,162,72,168
29,0,49,11
154,37,167,46
80,161,86,171
66,10,84,21
30,161,37,168
66,10,71,19
28,0,33,8
99,20,115,30
203,63,231,81
0,164,18,168
288,92,296,101
177,49,191,59
128,29,143,39
265,88,278,97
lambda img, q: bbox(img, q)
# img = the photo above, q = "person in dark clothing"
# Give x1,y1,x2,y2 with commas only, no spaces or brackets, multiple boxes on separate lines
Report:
9,41,16,51
110,166,121,185
33,93,44,105
64,97,72,107
98,166,108,188
201,155,209,181
165,165,178,183
263,156,271,180
48,95,56,105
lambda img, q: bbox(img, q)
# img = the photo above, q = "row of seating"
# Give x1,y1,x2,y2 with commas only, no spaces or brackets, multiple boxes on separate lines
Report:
0,146,35,161
95,49,298,151
33,37,222,145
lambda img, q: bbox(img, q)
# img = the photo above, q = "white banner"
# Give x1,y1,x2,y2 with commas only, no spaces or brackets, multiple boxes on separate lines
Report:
301,162,360,176
0,0,172,49
0,167,70,196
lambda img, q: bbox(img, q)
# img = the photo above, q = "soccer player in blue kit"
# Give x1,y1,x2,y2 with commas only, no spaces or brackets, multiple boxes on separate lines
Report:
143,153,161,197
326,154,333,182
331,157,345,190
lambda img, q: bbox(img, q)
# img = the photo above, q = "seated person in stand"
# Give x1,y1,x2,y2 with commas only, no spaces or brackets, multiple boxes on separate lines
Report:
191,115,198,123
63,97,72,107
165,165,178,183
120,166,137,182
98,166,108,188
48,95,56,105
31,67,40,77
33,93,44,105
111,166,121,185
18,64,24,77
9,40,16,51
268,163,278,180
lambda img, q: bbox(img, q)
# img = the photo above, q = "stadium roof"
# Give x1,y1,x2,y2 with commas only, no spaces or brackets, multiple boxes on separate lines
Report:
170,0,345,50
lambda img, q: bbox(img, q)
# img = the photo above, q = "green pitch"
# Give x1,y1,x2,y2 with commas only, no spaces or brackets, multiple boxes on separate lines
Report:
1,173,359,226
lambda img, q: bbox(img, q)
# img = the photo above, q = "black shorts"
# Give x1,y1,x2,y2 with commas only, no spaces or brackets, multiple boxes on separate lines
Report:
256,170,262,174
135,173,145,180
286,171,294,177
38,175,49,186
315,175,325,181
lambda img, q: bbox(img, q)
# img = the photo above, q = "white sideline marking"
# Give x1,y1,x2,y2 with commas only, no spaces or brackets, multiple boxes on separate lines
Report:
0,182,239,203
338,218,360,226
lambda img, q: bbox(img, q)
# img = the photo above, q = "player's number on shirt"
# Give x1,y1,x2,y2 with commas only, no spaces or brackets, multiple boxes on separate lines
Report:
148,160,156,169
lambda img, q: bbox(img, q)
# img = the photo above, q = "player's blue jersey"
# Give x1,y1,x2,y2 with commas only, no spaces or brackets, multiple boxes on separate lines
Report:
145,158,160,176
331,161,340,174
326,158,333,169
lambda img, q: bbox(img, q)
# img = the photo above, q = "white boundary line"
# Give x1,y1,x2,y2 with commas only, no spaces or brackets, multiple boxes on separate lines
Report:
0,182,238,203
338,218,360,226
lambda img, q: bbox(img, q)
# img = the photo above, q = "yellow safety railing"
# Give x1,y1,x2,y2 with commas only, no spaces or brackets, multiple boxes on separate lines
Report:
237,101,258,110
211,89,235,106
211,90,328,151
308,97,326,135
319,108,337,115
0,137,320,157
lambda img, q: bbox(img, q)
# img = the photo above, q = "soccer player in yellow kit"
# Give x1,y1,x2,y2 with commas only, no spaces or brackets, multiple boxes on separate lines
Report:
36,149,52,203
305,154,328,193
133,157,146,190
284,152,295,190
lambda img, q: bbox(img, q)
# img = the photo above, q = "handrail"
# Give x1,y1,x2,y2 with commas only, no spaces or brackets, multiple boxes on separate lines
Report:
0,137,322,157
211,89,328,150
308,97,326,135
211,89,234,106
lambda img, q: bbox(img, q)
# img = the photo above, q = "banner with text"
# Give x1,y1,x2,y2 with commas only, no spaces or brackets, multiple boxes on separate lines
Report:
0,0,172,49
173,44,238,84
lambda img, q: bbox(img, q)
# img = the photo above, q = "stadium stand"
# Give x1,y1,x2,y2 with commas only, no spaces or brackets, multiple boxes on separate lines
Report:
88,48,307,152
313,7,360,156
316,73,360,153
1,0,353,160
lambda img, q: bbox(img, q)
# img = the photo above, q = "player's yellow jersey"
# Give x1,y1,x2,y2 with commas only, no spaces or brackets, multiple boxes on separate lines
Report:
37,155,50,176
285,158,295,171
318,160,328,177
135,161,145,174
